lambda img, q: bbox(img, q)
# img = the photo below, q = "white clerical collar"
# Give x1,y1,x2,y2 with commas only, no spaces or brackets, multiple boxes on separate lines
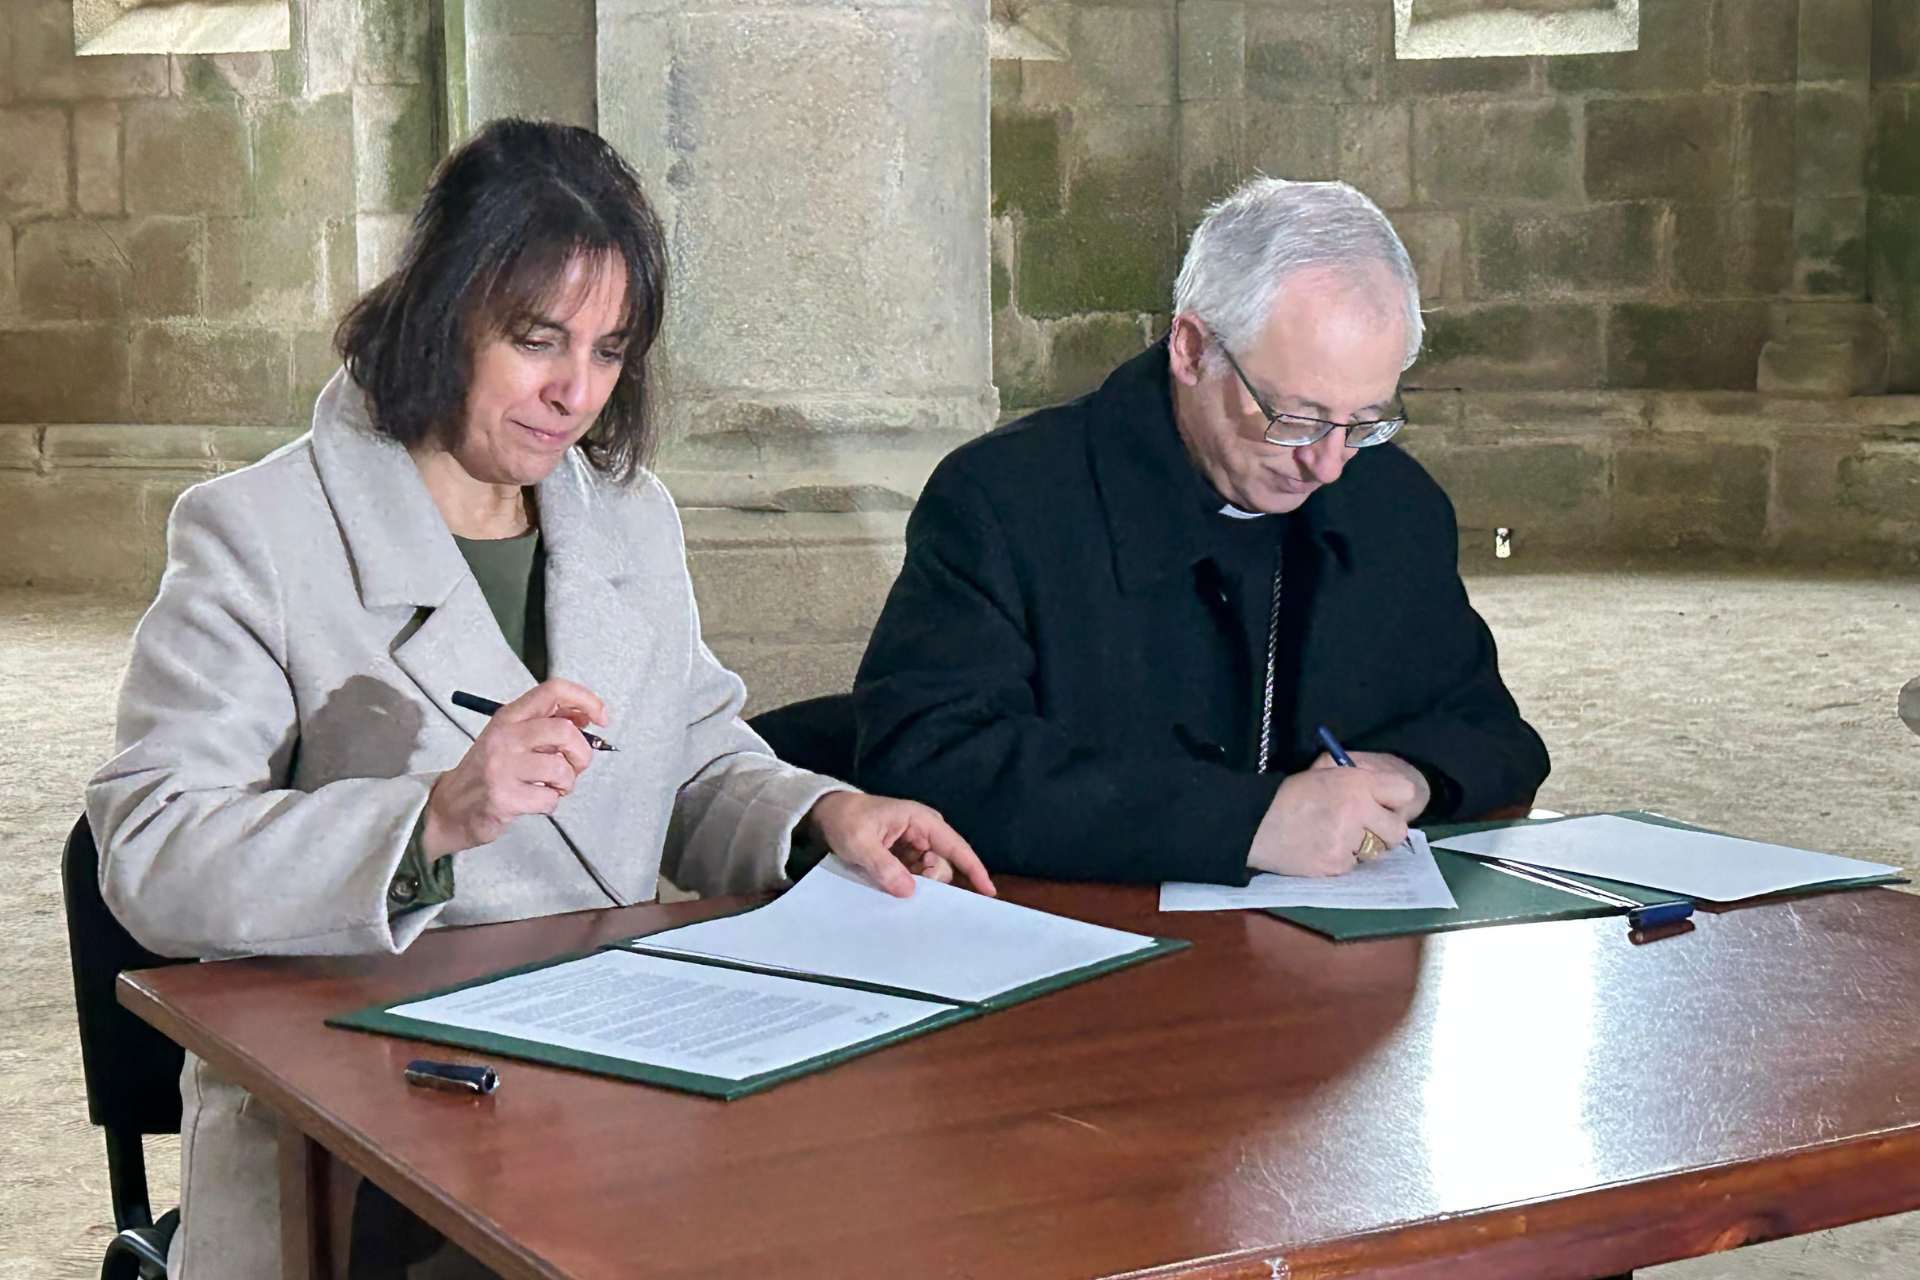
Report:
1218,503,1270,520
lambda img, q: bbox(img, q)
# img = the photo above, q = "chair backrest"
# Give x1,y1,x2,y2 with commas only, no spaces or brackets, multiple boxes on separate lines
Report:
61,813,189,1136
747,693,856,781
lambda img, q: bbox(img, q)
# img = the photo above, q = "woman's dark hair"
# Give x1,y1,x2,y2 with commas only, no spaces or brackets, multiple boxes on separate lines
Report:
335,118,668,482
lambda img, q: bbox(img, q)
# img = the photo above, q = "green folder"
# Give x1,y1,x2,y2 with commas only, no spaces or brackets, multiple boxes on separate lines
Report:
1269,810,1904,942
331,921,1188,1100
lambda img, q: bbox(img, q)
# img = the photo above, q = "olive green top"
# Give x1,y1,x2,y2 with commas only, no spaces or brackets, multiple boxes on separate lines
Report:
388,530,549,914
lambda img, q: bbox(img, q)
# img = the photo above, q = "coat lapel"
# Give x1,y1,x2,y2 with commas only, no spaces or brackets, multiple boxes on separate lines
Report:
534,453,658,904
308,370,534,742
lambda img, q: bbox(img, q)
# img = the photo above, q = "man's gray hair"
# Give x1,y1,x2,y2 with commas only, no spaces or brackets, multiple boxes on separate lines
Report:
1173,177,1424,371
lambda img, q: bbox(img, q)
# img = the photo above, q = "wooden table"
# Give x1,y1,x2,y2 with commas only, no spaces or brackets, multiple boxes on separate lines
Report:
121,880,1920,1280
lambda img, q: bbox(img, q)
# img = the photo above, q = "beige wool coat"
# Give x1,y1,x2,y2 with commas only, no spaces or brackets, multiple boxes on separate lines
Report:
87,369,844,1278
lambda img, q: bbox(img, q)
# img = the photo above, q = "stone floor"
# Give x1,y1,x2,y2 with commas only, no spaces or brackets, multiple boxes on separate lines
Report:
4,570,1919,1278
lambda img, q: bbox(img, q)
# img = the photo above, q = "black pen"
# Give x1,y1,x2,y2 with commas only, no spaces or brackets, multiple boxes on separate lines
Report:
404,1059,499,1095
451,690,618,751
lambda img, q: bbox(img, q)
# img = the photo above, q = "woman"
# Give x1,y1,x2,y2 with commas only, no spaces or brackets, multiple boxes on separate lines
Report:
87,119,992,1279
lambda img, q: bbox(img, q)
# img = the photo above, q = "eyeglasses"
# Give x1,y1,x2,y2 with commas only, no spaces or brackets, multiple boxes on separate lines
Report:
1217,345,1407,449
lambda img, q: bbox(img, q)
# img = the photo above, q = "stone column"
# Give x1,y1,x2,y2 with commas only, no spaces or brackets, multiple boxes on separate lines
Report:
460,0,597,133
1756,0,1890,396
596,0,995,704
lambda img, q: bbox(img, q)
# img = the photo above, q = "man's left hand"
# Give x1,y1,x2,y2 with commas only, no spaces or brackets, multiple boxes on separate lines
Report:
803,792,998,898
1310,751,1430,824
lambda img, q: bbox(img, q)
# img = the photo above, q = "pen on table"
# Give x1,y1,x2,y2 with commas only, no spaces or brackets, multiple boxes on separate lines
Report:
451,690,618,752
404,1059,500,1096
1480,857,1695,931
1312,724,1387,861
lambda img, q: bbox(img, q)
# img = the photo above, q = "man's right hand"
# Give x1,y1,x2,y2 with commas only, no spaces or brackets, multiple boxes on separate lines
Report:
421,678,607,859
1247,765,1415,877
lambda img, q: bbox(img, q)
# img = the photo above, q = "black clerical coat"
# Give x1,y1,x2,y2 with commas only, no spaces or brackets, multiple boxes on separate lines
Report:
853,342,1550,885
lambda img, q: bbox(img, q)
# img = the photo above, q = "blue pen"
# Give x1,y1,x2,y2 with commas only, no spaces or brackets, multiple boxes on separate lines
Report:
1313,723,1357,768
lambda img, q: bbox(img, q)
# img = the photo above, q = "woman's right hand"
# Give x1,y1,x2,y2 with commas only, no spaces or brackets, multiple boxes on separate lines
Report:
421,678,608,858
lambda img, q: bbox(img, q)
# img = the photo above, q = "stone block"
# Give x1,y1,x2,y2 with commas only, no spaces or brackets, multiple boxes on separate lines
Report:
205,217,328,325
74,102,121,217
1546,0,1711,92
0,106,69,219
172,50,299,102
1178,1,1245,102
353,83,439,215
1393,211,1464,303
354,211,412,291
293,329,341,425
13,0,167,99
127,217,203,318
1414,100,1576,204
1046,313,1148,401
1467,204,1660,298
1337,104,1410,209
1799,0,1874,82
1384,53,1532,98
464,0,596,37
1869,196,1920,390
324,218,359,316
0,228,14,319
0,469,177,591
15,220,128,321
466,30,596,130
1244,101,1338,182
688,537,902,642
0,424,39,469
1411,304,1603,389
303,0,356,96
357,0,434,85
1246,8,1380,103
1614,442,1771,547
1793,194,1869,295
1794,86,1871,197
1585,96,1735,201
0,327,129,421
1069,4,1175,106
1179,100,1246,221
255,96,356,220
1711,0,1799,84
1871,88,1920,196
209,424,301,469
131,326,290,425
991,111,1063,217
1413,441,1610,539
1019,207,1176,317
1605,302,1771,389
1874,0,1920,83
124,101,247,216
1738,91,1796,197
993,305,1052,413
1838,444,1920,520
1673,202,1794,295
991,60,1022,108
43,423,208,469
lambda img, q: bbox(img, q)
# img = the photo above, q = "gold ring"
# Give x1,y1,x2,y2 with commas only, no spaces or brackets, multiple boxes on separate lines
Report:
1356,831,1388,862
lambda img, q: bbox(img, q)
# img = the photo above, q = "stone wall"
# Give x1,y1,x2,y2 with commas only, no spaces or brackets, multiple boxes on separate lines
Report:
990,0,1920,562
1872,0,1920,388
0,0,437,588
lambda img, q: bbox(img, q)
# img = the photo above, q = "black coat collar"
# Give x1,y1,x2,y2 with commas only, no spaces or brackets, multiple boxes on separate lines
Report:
1084,340,1364,595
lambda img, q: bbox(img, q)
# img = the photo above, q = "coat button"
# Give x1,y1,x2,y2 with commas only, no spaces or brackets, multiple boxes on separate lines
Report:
388,872,420,906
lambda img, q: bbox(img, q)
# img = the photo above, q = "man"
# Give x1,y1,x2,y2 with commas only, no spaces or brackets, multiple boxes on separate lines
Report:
853,177,1549,885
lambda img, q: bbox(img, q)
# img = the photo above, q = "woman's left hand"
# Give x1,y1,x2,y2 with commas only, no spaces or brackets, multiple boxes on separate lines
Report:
803,792,997,899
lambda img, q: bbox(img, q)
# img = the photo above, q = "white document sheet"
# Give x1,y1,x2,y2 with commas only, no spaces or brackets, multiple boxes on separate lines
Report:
1432,814,1900,902
389,949,951,1083
1158,829,1458,912
634,857,1157,1004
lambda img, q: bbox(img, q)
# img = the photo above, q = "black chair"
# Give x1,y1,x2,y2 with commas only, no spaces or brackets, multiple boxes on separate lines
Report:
747,692,856,780
61,812,190,1279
